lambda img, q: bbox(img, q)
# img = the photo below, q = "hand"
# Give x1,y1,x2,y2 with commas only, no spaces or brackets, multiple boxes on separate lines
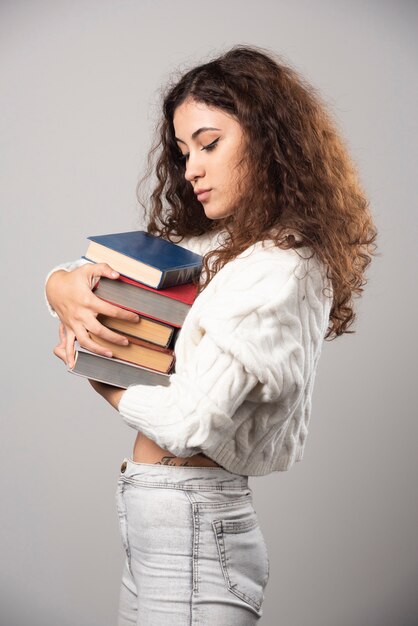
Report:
53,322,70,364
88,378,125,410
53,324,124,409
46,262,140,368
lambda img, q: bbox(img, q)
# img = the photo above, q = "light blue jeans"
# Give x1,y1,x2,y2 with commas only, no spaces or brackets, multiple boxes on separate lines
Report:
115,457,270,625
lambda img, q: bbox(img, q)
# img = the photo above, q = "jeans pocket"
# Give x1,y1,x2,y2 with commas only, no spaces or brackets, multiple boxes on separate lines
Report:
115,480,131,566
212,511,270,616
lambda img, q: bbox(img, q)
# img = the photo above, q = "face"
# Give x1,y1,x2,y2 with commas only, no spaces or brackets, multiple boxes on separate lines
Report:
173,99,248,220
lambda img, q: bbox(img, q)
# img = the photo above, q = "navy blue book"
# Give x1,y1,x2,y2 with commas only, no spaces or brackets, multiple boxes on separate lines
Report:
83,230,203,289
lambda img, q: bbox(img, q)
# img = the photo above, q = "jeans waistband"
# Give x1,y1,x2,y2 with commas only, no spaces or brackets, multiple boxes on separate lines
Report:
119,457,249,491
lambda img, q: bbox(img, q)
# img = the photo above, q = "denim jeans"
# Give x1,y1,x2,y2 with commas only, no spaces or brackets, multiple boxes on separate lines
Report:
115,457,270,625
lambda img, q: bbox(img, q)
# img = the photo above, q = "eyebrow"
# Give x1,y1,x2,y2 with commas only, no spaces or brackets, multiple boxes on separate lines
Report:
175,127,221,144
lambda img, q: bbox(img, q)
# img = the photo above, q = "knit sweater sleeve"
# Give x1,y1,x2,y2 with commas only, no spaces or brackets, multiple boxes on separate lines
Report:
117,245,317,458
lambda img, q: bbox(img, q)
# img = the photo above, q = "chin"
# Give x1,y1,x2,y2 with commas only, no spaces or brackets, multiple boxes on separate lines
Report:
203,205,230,220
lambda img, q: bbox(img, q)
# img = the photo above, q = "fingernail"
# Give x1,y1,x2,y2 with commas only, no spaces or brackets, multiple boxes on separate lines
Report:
111,271,118,277
105,351,113,357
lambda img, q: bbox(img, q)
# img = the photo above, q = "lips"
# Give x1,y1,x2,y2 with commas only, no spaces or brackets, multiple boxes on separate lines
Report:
196,189,211,202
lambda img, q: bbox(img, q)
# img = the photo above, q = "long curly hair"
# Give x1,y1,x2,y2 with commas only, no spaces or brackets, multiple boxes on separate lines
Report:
137,44,378,340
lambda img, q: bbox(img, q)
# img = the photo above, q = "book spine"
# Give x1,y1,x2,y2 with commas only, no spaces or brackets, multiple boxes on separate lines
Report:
169,327,181,350
158,264,202,289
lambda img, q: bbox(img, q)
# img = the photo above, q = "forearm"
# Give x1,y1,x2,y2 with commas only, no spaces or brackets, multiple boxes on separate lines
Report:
117,332,258,457
88,379,125,409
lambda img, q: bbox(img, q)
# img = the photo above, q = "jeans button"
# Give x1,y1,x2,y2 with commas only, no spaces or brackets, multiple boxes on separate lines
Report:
120,460,127,473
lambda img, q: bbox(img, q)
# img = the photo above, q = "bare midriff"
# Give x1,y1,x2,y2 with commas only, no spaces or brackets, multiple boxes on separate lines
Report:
132,431,222,467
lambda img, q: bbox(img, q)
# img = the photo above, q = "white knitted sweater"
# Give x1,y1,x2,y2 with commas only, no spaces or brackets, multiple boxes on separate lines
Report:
45,229,332,476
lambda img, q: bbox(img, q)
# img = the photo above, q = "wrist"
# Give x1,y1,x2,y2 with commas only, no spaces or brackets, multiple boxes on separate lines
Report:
89,379,125,409
116,388,125,411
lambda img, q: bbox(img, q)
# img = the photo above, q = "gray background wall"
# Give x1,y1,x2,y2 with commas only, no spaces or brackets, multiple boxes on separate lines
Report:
1,1,417,625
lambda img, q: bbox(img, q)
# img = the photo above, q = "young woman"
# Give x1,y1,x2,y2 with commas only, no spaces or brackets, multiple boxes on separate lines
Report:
45,44,377,625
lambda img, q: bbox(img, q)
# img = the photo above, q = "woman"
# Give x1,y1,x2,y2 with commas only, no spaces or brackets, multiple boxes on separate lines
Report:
45,44,377,624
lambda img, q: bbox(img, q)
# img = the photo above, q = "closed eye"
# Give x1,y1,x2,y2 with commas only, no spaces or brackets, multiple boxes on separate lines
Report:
179,137,220,163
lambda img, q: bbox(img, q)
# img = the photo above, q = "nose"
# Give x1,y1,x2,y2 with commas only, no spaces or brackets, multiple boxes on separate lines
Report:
184,151,206,184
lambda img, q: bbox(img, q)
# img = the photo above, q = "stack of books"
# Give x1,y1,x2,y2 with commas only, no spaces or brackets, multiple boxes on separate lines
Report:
68,230,203,389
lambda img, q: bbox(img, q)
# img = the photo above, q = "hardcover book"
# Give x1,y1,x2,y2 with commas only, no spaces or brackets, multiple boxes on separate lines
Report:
88,332,175,373
97,313,177,348
83,230,203,289
93,275,198,328
68,341,171,388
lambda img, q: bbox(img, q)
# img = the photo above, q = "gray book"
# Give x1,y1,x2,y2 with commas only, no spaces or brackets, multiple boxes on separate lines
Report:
93,277,193,327
68,341,171,389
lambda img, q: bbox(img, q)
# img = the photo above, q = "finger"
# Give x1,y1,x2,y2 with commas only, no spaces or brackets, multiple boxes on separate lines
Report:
53,344,67,363
81,265,116,292
55,324,67,357
85,262,120,289
94,294,141,323
65,329,77,369
57,322,66,346
80,286,140,324
87,316,132,346
91,262,120,279
71,314,130,348
71,324,115,359
56,307,138,353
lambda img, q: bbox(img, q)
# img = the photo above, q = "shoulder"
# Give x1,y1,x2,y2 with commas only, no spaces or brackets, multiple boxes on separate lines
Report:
171,229,330,307
211,240,314,294
198,238,332,326
169,229,228,257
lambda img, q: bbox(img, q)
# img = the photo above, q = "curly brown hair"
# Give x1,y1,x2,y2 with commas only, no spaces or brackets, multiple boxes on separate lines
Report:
137,44,378,340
